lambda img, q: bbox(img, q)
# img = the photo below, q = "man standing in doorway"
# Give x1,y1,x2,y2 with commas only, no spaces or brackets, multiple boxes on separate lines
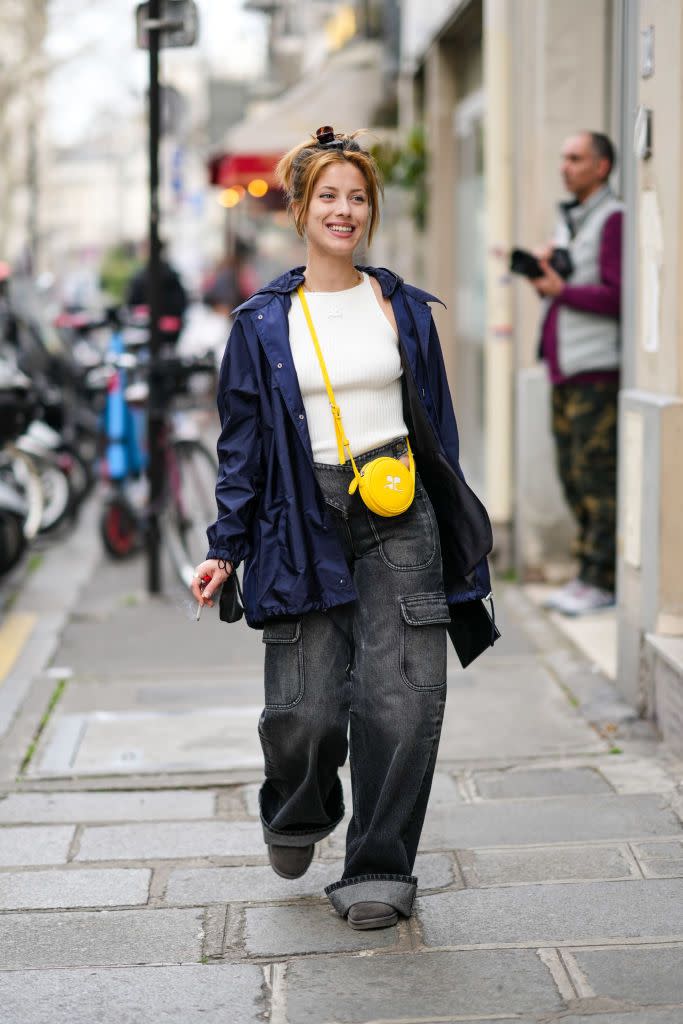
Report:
532,131,623,615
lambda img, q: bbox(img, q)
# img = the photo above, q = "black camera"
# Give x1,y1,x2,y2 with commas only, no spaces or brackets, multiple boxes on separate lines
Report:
510,247,573,280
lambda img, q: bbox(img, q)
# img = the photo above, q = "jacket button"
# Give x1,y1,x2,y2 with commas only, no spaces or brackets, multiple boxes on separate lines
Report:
299,413,305,420
277,362,283,369
339,577,345,584
257,314,263,320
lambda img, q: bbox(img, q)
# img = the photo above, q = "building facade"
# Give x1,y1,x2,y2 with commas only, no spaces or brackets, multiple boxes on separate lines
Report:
399,0,683,751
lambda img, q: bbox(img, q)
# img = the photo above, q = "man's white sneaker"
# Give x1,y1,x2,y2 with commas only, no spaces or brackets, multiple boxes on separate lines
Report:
544,578,584,611
556,583,616,617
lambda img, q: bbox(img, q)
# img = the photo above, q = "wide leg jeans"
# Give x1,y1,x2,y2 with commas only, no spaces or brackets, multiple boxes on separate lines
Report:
257,439,450,919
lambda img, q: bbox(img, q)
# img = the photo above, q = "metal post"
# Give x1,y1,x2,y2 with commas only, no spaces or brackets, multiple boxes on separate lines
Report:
483,0,514,567
146,0,164,593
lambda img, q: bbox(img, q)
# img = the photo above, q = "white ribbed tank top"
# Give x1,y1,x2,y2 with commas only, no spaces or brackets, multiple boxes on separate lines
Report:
288,272,408,464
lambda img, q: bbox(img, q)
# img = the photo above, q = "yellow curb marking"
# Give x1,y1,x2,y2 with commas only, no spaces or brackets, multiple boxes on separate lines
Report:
0,613,37,684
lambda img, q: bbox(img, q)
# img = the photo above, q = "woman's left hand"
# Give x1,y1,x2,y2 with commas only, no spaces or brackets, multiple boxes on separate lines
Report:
191,559,232,607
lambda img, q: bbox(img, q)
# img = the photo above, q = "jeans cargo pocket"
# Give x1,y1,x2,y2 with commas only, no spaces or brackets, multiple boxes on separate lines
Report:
399,593,450,690
262,618,304,708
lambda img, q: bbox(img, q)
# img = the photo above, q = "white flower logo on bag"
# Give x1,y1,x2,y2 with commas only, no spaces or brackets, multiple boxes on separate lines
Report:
385,475,402,492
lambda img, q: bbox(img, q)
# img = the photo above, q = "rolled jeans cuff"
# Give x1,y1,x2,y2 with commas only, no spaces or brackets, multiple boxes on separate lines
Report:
261,811,344,848
325,874,418,918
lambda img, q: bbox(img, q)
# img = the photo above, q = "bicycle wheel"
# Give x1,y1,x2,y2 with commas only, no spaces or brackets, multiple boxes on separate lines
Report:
38,462,73,533
100,492,142,559
7,451,44,540
164,438,218,587
0,509,26,575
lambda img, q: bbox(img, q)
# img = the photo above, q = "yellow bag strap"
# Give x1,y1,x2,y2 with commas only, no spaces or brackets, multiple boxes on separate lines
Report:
296,284,414,479
296,285,360,474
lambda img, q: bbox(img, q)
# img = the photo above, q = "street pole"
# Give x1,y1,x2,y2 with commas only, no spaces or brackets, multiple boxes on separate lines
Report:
147,0,163,593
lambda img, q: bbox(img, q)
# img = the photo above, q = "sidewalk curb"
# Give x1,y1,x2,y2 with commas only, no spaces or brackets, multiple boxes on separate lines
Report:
504,585,661,746
0,498,103,783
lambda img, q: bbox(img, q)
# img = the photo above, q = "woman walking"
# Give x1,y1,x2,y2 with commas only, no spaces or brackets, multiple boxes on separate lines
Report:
191,127,494,931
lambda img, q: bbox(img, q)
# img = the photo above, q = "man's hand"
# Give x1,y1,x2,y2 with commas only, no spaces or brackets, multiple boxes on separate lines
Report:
533,258,566,298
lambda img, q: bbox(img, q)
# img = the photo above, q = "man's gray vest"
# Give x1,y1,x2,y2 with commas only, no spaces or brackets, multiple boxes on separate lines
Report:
551,185,623,378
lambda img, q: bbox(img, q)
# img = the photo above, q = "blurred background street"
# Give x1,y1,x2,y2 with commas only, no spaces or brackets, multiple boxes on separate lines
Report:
1,1,683,1021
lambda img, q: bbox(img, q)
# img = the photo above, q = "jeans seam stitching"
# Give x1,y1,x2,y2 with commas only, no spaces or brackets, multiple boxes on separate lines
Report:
264,621,305,709
399,619,448,692
325,874,417,892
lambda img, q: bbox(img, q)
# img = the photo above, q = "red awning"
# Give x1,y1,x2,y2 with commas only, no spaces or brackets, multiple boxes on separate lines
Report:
208,152,282,188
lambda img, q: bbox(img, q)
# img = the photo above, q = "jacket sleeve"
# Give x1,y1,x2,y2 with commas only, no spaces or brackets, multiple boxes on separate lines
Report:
426,313,461,472
205,317,262,566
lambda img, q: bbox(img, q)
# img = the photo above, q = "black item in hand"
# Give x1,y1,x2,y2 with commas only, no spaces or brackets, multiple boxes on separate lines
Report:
447,597,501,669
510,247,574,280
510,248,543,279
549,247,573,279
218,572,244,623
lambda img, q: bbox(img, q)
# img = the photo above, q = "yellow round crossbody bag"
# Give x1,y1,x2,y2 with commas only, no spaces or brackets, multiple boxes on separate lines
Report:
297,285,415,517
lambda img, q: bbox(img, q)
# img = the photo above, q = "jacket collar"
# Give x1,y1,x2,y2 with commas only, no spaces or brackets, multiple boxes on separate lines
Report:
559,184,615,236
232,265,440,317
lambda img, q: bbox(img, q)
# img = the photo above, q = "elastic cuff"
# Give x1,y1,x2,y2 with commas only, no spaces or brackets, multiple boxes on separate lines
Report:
261,810,344,848
205,548,244,568
325,874,417,918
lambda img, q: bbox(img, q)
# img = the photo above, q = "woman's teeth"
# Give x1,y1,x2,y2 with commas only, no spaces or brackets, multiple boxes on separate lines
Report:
327,225,353,234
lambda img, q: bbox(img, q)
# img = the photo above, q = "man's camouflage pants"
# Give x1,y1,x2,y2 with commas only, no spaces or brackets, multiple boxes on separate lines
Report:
551,379,619,592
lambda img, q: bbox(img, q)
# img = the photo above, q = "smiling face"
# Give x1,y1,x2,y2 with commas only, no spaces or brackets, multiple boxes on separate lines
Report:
298,160,370,259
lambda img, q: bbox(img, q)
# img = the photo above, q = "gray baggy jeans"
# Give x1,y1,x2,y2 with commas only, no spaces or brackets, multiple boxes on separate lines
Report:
257,438,449,919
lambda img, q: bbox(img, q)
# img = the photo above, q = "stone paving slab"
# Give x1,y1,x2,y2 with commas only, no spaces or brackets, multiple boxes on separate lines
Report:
0,867,150,910
0,963,266,1023
32,707,264,777
556,1010,683,1024
417,878,683,946
472,766,613,799
0,907,205,969
417,794,683,850
283,948,564,1023
241,771,462,818
0,825,74,866
75,820,264,861
0,789,215,824
571,944,683,1004
598,757,678,794
458,843,638,886
439,662,606,761
59,675,263,713
631,839,683,878
244,902,398,955
165,852,455,905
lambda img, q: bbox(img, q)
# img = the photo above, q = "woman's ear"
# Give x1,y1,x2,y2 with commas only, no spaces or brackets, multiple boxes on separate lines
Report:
291,201,305,238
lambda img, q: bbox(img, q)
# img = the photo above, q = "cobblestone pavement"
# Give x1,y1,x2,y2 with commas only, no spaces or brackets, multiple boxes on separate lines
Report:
0,503,682,1023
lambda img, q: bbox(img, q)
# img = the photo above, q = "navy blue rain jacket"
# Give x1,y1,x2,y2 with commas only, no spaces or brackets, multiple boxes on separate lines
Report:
206,265,493,628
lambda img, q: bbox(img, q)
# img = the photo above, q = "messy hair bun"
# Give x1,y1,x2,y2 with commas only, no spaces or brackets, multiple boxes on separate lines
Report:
276,127,383,244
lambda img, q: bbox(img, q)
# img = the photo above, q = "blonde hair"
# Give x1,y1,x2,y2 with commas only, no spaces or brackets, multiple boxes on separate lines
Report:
276,129,384,245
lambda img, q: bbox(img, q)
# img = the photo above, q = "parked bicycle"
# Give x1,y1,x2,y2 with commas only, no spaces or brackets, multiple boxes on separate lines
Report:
94,311,218,587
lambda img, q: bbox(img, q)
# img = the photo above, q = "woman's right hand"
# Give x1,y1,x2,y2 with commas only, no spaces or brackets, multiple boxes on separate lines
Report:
191,559,232,607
